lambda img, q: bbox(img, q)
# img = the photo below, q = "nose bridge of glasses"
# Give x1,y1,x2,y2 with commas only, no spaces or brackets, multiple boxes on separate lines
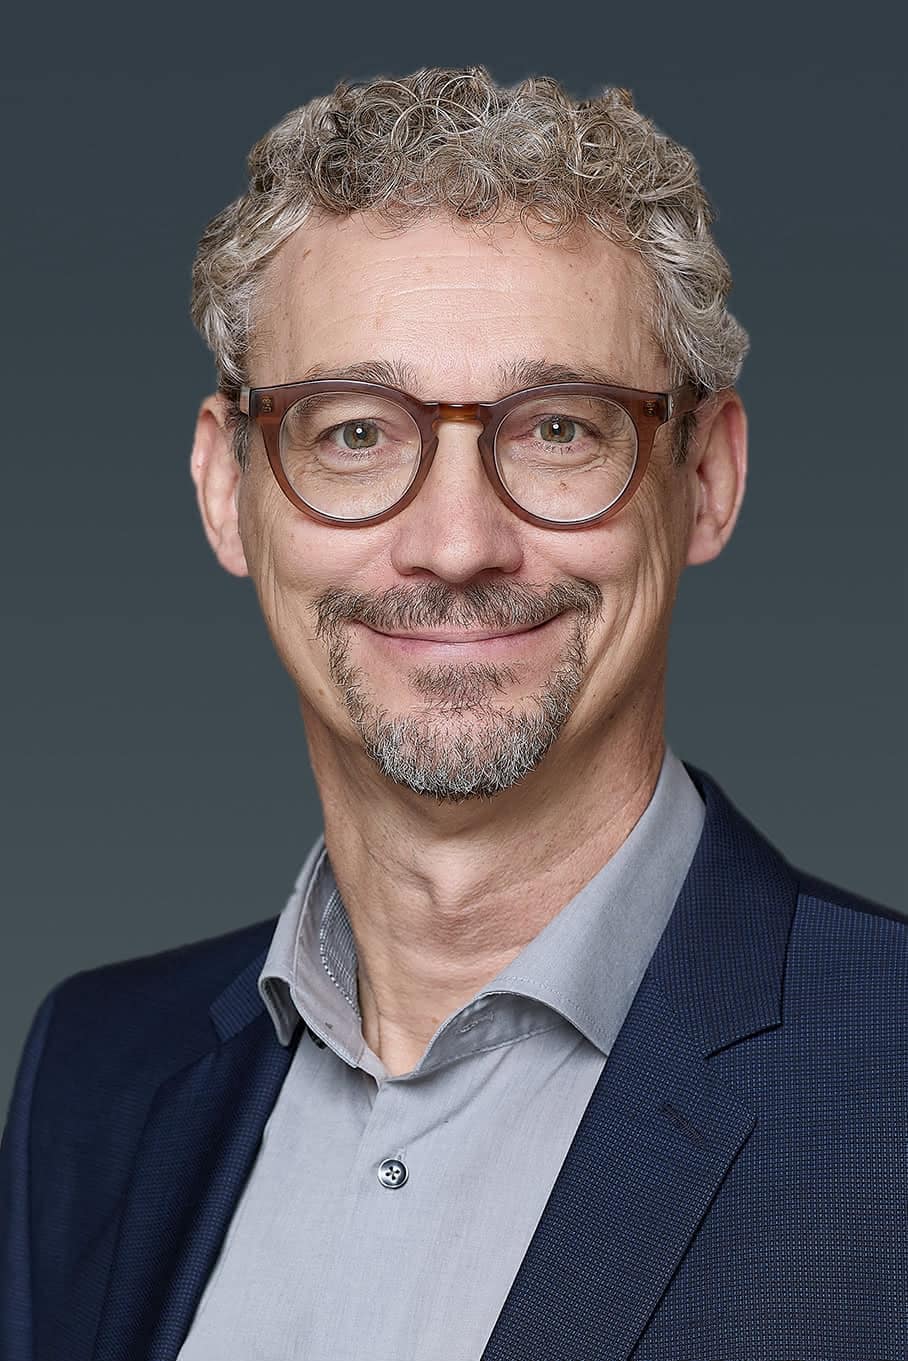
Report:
432,403,485,431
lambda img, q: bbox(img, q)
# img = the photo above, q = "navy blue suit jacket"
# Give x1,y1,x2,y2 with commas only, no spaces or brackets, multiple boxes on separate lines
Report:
2,764,906,1360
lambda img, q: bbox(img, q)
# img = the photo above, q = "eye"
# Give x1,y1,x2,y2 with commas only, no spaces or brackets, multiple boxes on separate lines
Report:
536,415,576,444
334,420,380,450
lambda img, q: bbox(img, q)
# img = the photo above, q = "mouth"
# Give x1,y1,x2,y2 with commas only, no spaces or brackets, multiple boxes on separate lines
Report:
355,614,562,656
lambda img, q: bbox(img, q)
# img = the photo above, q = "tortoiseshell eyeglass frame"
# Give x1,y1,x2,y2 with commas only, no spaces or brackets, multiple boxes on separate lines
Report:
225,378,703,530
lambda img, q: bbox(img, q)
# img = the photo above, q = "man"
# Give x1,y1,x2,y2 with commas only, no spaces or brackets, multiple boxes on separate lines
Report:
1,65,905,1361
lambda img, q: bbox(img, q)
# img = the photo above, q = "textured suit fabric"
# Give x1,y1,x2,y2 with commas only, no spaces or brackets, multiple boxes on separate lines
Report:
1,762,906,1361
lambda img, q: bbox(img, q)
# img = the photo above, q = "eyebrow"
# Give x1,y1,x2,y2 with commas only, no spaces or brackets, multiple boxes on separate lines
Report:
295,356,629,397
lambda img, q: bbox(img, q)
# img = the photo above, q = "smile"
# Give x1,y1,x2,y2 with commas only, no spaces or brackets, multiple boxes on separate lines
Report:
356,616,561,656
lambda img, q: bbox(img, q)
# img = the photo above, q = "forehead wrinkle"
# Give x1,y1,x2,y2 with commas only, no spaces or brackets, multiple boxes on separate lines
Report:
294,356,631,400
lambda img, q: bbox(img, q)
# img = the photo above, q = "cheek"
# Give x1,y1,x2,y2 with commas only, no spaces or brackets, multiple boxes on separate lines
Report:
540,498,675,605
237,481,391,672
539,468,688,654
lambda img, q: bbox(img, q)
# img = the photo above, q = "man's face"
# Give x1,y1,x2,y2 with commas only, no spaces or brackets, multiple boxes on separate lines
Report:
219,212,705,800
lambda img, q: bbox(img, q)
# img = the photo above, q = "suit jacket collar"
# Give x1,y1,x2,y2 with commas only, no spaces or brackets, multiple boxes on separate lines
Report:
90,761,797,1361
209,945,275,1042
647,761,795,1055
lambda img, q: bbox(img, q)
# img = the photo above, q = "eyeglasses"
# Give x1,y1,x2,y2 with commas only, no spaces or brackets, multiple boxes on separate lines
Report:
231,378,702,530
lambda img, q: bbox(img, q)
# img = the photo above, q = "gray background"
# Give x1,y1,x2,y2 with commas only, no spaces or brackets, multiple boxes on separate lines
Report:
2,1,905,1118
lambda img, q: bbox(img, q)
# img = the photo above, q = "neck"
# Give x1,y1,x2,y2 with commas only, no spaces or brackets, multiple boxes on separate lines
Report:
305,694,666,1076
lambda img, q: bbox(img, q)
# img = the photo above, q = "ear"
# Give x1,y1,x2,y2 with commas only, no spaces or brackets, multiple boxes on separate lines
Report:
685,391,748,567
189,394,250,578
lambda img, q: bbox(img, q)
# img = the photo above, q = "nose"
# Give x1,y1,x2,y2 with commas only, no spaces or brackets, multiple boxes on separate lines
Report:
388,419,524,583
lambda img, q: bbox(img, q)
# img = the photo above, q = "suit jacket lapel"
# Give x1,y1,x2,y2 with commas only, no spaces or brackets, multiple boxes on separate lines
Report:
482,763,798,1361
91,954,298,1361
481,975,755,1361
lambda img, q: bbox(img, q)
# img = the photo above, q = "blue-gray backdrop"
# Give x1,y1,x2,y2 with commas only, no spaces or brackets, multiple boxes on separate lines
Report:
2,0,905,1116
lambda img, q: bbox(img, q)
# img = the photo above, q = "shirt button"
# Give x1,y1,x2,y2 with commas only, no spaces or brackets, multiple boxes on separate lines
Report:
377,1157,409,1189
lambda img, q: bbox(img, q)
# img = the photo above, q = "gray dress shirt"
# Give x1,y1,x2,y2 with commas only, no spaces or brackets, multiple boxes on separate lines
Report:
177,747,705,1361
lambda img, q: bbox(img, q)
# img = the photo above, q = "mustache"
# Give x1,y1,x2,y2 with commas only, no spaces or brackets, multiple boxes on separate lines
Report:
312,581,603,637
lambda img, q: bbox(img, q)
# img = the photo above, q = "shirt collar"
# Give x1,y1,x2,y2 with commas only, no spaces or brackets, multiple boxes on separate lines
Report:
257,839,328,1047
475,746,705,1054
259,746,705,1063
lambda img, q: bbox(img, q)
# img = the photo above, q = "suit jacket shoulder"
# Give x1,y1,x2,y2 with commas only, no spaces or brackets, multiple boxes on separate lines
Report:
0,915,279,1359
783,865,907,1043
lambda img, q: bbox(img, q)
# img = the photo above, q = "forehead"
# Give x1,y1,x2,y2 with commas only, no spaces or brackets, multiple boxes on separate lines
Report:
250,211,663,396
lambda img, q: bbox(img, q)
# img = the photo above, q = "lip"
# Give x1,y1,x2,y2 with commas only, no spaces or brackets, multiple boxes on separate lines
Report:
356,616,560,653
367,622,551,643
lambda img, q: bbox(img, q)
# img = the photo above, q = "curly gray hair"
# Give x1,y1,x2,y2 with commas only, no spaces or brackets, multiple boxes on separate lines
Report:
190,66,748,468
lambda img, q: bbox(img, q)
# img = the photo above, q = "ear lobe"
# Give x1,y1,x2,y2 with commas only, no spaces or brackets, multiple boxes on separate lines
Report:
685,393,748,567
190,396,250,578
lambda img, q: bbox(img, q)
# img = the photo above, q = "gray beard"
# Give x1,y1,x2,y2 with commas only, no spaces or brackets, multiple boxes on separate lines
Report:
313,581,602,802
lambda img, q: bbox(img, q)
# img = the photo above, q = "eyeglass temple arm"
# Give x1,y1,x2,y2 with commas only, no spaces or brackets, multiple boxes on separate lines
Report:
214,382,251,413
666,384,706,420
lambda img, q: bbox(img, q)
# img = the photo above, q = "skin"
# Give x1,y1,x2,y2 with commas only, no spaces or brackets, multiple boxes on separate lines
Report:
190,209,747,1076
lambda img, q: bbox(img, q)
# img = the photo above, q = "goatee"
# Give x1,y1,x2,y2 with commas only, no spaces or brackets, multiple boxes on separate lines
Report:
312,580,602,801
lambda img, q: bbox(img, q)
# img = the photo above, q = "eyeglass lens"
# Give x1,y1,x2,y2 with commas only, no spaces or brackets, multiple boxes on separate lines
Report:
277,391,639,522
